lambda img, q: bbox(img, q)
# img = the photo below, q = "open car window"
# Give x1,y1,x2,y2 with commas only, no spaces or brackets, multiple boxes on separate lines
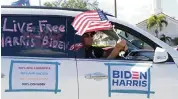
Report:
75,22,174,62
92,27,155,61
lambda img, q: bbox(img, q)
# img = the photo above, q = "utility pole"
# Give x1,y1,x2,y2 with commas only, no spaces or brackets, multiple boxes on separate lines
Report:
39,0,41,6
114,0,117,17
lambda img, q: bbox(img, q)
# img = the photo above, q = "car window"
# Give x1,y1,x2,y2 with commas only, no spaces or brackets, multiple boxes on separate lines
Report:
112,22,174,62
73,21,174,62
75,21,157,61
1,15,75,58
91,30,154,61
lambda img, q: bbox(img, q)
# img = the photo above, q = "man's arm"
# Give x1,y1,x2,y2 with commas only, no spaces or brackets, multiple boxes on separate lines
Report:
107,47,122,59
107,40,128,59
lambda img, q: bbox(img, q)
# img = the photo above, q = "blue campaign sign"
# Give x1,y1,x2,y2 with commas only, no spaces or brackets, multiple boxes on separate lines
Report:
5,60,61,94
105,63,155,98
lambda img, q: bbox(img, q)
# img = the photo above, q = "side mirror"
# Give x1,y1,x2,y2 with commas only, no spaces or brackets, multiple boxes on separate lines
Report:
153,47,168,63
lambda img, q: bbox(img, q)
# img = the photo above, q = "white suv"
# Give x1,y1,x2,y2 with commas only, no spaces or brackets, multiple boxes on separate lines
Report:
1,6,178,99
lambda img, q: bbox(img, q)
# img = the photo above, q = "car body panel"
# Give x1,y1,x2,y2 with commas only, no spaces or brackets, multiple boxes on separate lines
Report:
76,59,178,99
1,57,78,99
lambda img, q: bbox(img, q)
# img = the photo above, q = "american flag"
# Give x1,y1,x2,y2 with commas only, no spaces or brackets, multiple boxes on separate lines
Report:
72,10,112,36
132,71,139,79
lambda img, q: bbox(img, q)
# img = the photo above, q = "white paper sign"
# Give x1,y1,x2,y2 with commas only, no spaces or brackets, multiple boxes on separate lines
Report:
6,60,61,93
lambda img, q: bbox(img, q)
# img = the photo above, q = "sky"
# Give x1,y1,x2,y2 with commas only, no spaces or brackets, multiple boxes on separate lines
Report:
1,0,178,24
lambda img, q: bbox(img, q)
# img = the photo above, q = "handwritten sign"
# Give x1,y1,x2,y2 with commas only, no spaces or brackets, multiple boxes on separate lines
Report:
2,17,66,48
5,60,61,93
1,15,81,57
105,63,155,98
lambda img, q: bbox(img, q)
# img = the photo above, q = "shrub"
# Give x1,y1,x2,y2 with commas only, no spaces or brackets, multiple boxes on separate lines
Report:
173,37,178,45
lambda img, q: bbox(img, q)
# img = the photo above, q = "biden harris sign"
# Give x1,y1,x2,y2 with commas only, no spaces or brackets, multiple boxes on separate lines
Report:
104,63,155,98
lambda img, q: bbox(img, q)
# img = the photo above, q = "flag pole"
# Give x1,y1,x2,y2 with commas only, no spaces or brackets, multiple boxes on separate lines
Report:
114,0,117,18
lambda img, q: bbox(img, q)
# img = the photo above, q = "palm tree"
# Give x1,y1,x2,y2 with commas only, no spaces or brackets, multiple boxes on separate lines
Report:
147,14,168,37
160,34,172,43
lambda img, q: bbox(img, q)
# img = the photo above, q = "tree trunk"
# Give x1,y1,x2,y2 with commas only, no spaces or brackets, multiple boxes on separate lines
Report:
155,30,159,38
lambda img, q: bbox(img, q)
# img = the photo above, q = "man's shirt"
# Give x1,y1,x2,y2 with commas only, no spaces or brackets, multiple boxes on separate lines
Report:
85,46,104,58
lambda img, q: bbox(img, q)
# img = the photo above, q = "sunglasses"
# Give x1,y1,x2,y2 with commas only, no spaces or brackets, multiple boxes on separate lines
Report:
83,33,94,38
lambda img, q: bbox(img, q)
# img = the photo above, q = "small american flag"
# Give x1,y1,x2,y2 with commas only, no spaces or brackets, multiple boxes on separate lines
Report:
72,10,112,36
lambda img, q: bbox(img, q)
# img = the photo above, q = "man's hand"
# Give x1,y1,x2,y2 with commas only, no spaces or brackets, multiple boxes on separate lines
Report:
107,40,128,59
116,40,128,51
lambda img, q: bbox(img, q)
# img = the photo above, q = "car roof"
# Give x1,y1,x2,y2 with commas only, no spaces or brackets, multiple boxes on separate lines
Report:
1,6,114,17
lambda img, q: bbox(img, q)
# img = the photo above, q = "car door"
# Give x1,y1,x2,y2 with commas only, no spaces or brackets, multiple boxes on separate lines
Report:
1,14,78,99
75,22,178,99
